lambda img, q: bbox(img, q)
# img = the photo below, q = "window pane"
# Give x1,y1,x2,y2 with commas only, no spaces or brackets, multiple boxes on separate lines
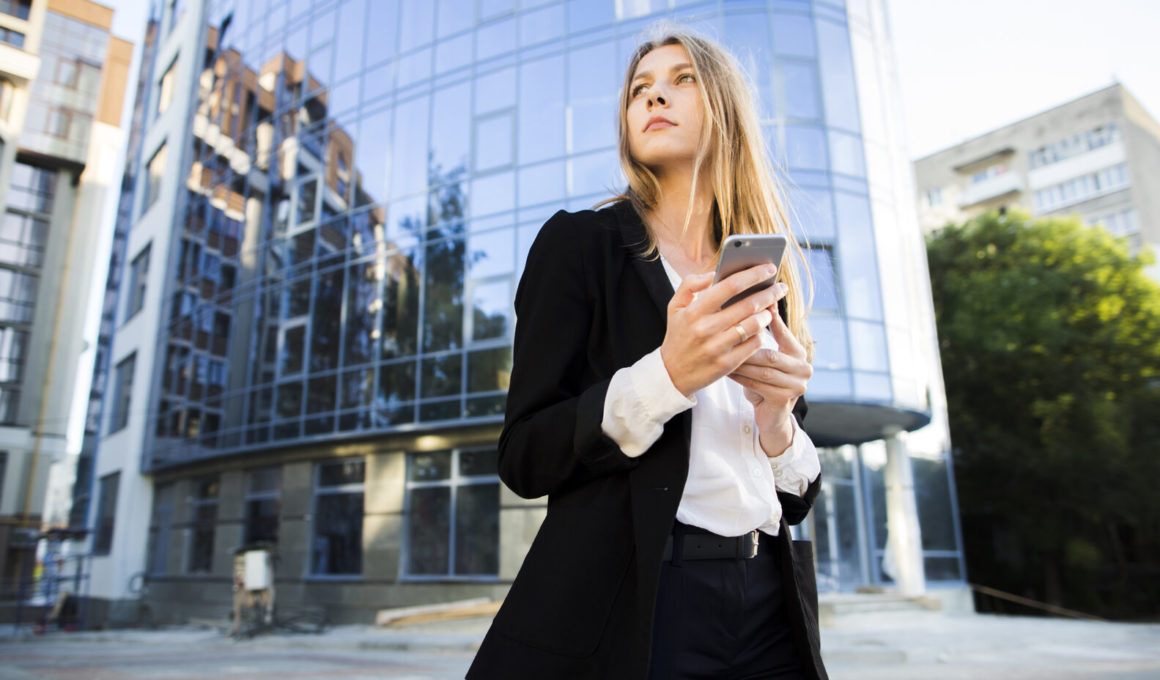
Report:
409,450,451,481
93,472,120,554
244,497,280,544
312,492,363,574
467,346,511,393
455,483,499,574
459,449,497,477
421,353,462,398
247,467,281,494
407,486,450,574
319,459,366,487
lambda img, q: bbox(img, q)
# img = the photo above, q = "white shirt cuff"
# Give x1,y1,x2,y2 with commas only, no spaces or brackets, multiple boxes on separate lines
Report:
601,348,696,457
766,417,820,496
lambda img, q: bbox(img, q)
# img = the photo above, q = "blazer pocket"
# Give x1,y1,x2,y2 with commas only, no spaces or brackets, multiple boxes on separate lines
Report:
495,508,634,658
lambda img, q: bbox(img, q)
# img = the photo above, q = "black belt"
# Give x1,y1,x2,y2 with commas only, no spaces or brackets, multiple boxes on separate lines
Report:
662,526,761,562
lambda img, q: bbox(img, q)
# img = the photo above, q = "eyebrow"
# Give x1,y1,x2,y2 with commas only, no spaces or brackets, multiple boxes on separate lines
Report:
631,62,694,84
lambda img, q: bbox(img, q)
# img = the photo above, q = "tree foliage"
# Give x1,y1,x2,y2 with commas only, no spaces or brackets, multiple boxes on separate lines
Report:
926,210,1160,618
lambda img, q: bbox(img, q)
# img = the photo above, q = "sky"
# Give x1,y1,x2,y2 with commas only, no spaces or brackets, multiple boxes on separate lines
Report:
102,0,1160,161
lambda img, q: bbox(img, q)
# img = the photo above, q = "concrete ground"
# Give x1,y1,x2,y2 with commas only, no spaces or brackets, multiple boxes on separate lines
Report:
1,610,1158,679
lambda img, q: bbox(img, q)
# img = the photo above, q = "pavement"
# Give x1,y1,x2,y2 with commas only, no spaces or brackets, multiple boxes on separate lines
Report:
1,609,1159,679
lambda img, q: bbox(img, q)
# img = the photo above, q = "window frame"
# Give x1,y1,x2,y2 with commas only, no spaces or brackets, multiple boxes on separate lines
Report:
309,458,365,578
109,352,136,433
125,243,151,321
243,466,281,546
186,475,219,573
401,447,501,581
92,472,120,555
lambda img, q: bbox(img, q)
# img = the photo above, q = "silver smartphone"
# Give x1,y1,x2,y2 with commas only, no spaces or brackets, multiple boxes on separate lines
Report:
713,234,788,308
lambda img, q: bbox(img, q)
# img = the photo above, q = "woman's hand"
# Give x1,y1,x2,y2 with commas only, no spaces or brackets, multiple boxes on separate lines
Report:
728,307,812,457
660,264,784,398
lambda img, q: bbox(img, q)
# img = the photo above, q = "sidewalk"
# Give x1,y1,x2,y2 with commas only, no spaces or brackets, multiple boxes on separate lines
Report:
2,610,1159,679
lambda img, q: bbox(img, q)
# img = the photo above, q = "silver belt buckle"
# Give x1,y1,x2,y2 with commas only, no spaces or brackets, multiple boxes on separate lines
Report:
743,530,759,559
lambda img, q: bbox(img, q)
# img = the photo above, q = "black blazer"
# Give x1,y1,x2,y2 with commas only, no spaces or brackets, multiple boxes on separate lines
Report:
467,200,826,680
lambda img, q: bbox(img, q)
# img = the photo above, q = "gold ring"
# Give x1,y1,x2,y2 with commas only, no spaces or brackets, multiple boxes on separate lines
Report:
734,325,748,342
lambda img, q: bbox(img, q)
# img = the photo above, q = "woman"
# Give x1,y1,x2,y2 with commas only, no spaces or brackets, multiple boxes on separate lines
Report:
468,26,826,680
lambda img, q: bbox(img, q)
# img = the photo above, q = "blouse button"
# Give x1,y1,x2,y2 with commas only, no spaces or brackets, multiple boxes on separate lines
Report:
743,425,752,435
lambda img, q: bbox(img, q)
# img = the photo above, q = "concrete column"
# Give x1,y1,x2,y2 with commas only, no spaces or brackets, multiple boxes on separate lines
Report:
883,428,926,596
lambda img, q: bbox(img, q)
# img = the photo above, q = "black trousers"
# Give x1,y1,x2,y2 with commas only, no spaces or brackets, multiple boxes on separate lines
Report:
647,522,806,680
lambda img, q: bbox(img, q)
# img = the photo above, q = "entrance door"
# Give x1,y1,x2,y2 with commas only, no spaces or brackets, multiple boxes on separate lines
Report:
808,447,866,593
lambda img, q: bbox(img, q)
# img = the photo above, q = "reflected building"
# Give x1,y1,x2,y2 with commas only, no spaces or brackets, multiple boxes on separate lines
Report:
82,0,966,625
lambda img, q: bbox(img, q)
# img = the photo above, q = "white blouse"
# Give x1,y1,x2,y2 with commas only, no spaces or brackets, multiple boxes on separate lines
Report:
600,257,821,537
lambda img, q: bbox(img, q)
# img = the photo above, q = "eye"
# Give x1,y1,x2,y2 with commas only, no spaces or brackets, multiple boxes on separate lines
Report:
630,82,649,98
677,73,696,84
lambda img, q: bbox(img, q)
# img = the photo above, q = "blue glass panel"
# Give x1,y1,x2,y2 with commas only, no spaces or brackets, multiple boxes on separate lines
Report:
816,18,860,132
518,54,565,163
475,112,514,172
399,0,435,52
354,108,391,205
779,60,820,120
468,229,514,278
567,41,617,154
397,47,432,88
328,77,360,119
391,96,430,198
437,0,474,37
772,13,815,58
723,12,773,118
829,130,865,177
334,0,366,82
848,319,887,371
378,359,416,403
808,315,847,369
519,4,564,47
436,32,473,73
518,160,565,207
362,60,394,104
793,186,835,240
365,0,400,67
567,0,613,33
421,354,462,397
470,172,515,218
480,0,514,21
311,6,336,48
344,261,377,366
474,66,515,115
432,82,472,174
832,191,882,319
853,370,891,402
470,279,512,342
568,149,618,197
804,247,839,312
423,237,466,351
808,368,851,398
476,16,516,61
784,124,827,170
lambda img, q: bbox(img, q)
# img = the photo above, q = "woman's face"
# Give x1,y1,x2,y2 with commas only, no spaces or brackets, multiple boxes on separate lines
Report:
626,43,706,175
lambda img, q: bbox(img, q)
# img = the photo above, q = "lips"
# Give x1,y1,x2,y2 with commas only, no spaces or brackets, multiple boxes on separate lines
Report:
644,116,675,132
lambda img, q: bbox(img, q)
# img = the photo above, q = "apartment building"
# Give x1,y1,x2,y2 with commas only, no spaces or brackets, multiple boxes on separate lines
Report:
914,84,1160,274
0,0,131,606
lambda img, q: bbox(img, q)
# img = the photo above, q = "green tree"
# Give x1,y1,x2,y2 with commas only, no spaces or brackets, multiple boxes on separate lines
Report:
926,210,1160,619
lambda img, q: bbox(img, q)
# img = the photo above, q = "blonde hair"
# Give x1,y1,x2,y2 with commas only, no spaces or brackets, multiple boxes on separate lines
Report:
598,24,813,357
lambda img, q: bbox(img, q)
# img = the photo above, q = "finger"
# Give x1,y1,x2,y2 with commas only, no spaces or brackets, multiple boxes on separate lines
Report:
697,263,778,311
730,363,798,390
706,282,786,333
729,373,798,402
669,272,715,311
768,307,807,359
723,309,774,347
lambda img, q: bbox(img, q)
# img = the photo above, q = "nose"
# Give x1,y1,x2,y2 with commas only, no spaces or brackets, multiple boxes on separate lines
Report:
647,91,666,108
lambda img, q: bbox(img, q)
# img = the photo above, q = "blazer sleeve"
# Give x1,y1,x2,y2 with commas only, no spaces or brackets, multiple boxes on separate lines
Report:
497,210,638,499
778,395,822,525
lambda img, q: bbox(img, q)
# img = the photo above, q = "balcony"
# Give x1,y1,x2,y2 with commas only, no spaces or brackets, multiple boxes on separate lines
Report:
958,170,1025,208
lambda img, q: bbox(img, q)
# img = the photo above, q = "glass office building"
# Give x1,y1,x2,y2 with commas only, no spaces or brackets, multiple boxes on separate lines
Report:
83,0,966,624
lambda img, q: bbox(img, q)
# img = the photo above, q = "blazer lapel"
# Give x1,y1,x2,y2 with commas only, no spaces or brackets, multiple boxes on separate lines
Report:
616,201,674,319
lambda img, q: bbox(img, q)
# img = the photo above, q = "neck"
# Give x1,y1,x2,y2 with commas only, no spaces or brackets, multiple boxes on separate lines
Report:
646,163,717,266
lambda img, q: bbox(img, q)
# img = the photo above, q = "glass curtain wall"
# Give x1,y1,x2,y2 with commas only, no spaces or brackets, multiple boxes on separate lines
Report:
142,0,963,590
